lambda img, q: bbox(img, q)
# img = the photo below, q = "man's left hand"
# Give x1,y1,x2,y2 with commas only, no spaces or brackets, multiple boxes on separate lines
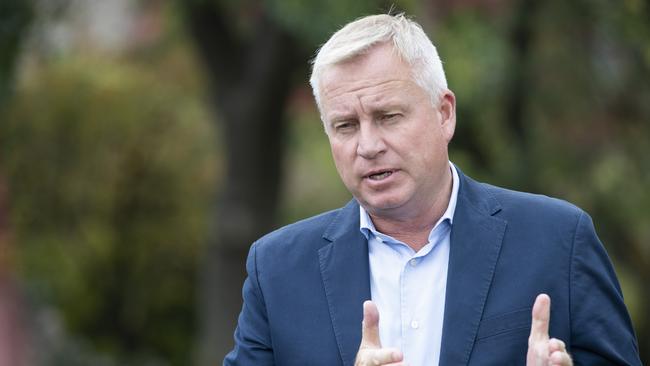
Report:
526,294,573,366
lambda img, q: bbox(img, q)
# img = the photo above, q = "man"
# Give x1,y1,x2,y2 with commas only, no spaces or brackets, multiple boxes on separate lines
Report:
224,14,641,365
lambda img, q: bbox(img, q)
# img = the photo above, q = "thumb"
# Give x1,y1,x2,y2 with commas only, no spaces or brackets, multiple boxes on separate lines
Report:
360,300,382,348
529,293,551,343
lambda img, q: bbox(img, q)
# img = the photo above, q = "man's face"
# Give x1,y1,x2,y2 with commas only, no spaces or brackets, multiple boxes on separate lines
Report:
319,43,456,219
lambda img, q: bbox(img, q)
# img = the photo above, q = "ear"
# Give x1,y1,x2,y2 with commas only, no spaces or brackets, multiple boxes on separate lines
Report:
438,91,456,143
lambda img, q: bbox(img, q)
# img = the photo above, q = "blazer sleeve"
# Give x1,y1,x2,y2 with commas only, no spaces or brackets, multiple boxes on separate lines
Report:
223,241,275,365
569,211,642,365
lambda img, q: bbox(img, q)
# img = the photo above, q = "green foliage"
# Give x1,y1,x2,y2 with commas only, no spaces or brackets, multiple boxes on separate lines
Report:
198,0,418,48
435,12,515,182
280,102,351,223
0,55,217,364
266,0,415,46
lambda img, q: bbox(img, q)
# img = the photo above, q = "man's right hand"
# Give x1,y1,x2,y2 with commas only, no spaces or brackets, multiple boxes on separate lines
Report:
526,294,573,366
355,301,406,366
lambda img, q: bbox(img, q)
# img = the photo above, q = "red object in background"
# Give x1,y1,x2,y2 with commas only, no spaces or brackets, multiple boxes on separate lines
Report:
0,175,26,366
0,277,26,366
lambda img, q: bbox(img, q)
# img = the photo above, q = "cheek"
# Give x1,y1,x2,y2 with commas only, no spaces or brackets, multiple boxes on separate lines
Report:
405,131,446,166
330,142,353,174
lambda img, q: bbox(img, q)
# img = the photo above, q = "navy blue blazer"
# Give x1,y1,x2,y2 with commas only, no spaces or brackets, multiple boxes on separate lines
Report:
224,170,641,365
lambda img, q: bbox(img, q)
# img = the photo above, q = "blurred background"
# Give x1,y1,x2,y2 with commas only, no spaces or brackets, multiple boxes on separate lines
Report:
0,0,648,365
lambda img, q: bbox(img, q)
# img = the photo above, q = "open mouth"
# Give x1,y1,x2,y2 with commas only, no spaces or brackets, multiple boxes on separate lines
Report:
367,170,394,181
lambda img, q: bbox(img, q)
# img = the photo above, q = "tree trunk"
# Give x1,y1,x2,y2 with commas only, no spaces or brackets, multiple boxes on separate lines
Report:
181,3,307,364
0,0,33,108
504,0,539,190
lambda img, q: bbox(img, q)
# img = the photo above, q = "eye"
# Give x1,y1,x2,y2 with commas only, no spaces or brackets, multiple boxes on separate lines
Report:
379,113,401,122
333,120,357,133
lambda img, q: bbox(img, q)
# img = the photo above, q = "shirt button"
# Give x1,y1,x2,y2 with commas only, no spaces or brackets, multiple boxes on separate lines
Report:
410,320,419,329
409,259,417,267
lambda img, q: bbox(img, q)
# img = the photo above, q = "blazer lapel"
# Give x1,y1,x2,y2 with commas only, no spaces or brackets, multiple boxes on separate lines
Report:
319,200,371,366
439,171,507,365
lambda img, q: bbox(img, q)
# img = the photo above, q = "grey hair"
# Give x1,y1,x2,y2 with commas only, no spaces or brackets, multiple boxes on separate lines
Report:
309,13,448,111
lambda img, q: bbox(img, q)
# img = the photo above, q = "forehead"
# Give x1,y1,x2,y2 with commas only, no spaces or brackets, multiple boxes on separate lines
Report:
319,44,423,116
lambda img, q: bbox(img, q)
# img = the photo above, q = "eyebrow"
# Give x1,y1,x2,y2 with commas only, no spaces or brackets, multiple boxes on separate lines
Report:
327,103,407,122
366,103,408,119
326,112,357,124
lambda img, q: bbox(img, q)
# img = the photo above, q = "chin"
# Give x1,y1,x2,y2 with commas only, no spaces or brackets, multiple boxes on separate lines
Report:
360,195,407,213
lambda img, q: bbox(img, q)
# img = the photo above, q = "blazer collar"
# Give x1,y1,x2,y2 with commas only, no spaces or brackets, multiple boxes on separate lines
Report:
319,199,370,366
439,168,507,364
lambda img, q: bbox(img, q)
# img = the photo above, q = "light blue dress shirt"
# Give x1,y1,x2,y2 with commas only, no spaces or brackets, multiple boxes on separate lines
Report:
360,163,459,366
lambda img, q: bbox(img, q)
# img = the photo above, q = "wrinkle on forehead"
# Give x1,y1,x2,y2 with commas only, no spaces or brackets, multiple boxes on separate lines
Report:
321,78,422,119
321,78,404,100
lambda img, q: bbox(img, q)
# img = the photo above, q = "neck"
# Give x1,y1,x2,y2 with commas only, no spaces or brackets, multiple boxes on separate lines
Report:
368,168,453,252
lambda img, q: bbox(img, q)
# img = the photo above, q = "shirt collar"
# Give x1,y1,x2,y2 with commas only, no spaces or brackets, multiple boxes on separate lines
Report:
359,162,460,239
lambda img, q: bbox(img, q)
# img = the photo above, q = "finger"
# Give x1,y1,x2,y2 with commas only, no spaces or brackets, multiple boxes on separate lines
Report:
529,293,551,343
549,338,566,353
361,300,382,348
356,347,403,365
550,350,573,366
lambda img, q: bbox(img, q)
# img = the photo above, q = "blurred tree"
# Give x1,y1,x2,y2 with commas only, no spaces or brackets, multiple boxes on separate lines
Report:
178,3,307,363
0,1,33,365
0,55,217,364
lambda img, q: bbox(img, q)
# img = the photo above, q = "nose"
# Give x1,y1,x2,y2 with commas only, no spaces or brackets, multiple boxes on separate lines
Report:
356,122,386,159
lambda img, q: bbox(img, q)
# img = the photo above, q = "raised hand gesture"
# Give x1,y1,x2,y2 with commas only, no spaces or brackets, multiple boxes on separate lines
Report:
355,301,406,366
526,294,573,366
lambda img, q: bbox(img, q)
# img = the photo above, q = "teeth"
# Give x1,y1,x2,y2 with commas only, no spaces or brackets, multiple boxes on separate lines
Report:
369,171,392,180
